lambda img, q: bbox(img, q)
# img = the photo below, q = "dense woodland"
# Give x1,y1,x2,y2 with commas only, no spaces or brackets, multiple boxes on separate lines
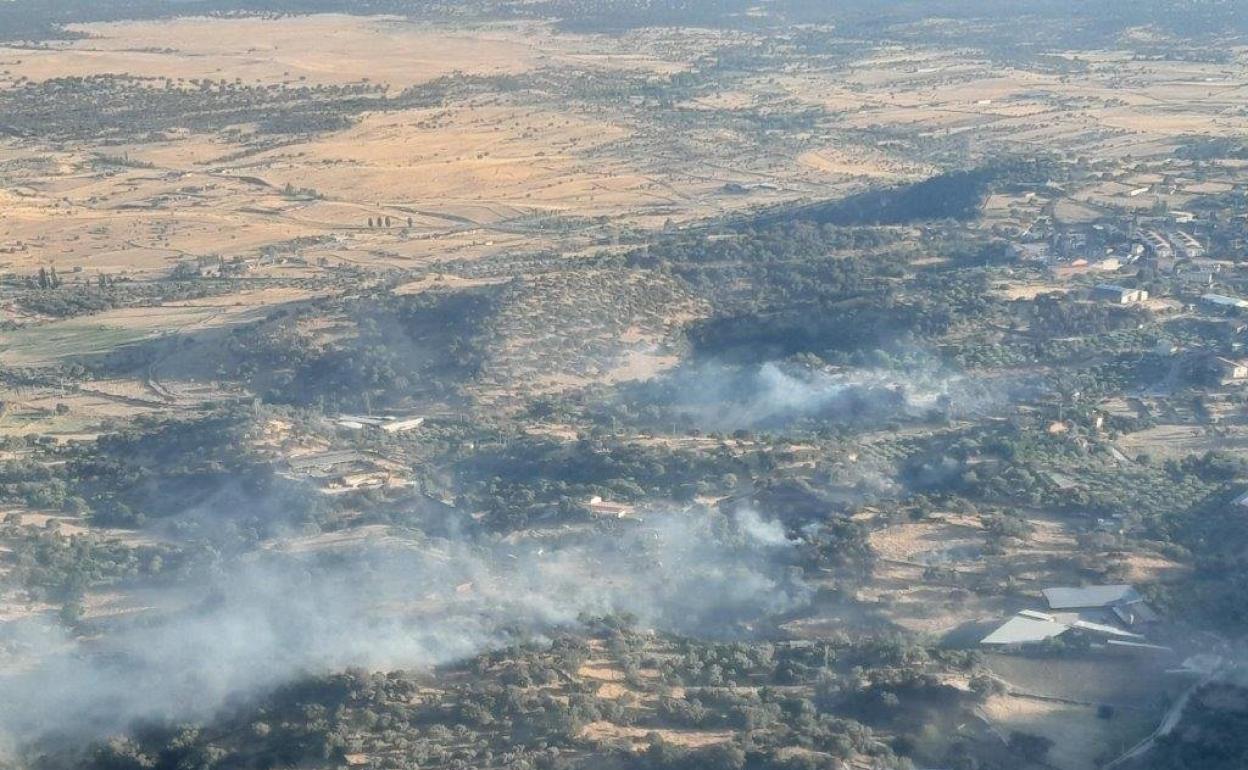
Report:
54,622,998,770
228,289,500,411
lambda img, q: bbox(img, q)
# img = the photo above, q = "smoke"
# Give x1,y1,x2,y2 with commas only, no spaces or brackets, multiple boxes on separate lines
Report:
0,509,808,757
735,507,790,547
623,359,1016,432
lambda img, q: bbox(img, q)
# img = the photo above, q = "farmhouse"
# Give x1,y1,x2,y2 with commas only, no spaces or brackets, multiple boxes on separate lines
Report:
1093,284,1148,304
287,450,377,476
980,610,1146,649
380,417,427,434
585,496,636,519
335,414,426,434
1044,584,1160,627
284,450,406,492
981,582,1166,651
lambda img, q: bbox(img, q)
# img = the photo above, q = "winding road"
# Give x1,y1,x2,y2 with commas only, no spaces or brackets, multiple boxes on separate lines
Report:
1101,661,1223,769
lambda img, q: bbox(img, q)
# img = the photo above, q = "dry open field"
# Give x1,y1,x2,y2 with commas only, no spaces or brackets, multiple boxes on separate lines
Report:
0,16,821,282
1117,422,1248,462
781,45,1248,166
3,16,543,88
981,653,1188,770
980,692,1156,770
1,15,1244,292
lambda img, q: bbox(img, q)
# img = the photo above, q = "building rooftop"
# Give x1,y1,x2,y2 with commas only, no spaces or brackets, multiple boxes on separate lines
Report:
1069,618,1145,640
585,496,637,519
1043,585,1141,609
287,450,370,472
981,615,1070,646
1105,639,1174,653
1018,609,1056,622
1202,294,1248,309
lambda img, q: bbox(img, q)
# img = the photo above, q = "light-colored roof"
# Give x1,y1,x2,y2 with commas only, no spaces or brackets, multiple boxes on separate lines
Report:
287,450,370,471
1105,640,1174,653
337,415,389,427
981,615,1070,645
1070,619,1145,640
1201,293,1248,308
1043,585,1141,609
1019,609,1056,622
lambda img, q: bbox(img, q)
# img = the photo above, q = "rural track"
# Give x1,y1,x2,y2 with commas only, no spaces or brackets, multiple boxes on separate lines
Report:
1101,666,1221,770
67,383,169,409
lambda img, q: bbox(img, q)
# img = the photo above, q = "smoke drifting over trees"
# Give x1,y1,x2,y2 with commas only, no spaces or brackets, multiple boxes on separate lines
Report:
618,359,1021,432
0,509,808,754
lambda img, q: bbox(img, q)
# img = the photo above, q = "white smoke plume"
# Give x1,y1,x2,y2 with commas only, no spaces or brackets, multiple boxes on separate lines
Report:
633,359,1017,431
0,509,808,757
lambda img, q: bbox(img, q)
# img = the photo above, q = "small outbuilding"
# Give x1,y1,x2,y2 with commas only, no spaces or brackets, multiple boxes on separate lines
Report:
1093,284,1148,304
